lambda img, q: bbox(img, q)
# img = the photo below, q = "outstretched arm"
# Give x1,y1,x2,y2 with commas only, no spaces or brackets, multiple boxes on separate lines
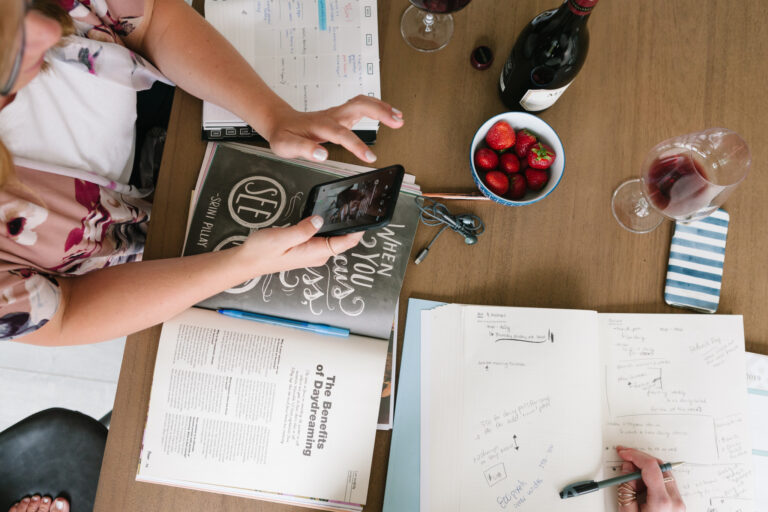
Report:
14,218,361,346
124,0,403,163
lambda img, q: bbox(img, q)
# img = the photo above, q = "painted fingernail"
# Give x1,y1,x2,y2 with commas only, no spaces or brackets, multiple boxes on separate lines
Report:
392,114,404,123
365,150,377,162
43,497,50,503
392,107,403,117
310,216,324,229
55,500,65,510
312,148,328,161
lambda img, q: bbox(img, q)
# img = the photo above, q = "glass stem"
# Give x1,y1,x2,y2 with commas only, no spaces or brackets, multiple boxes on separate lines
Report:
423,12,435,33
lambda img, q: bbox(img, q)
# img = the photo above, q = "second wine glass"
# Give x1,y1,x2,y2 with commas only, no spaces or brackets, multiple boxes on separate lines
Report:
400,0,473,52
611,128,751,233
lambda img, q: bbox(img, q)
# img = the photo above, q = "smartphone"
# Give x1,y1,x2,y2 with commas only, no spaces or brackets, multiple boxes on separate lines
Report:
302,165,405,237
664,208,729,313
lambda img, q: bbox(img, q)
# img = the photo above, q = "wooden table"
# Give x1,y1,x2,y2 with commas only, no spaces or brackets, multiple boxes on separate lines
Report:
94,0,768,510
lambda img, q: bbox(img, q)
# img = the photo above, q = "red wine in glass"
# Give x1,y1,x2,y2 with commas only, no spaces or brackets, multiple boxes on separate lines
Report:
642,153,713,219
401,0,473,52
409,0,472,14
612,128,751,233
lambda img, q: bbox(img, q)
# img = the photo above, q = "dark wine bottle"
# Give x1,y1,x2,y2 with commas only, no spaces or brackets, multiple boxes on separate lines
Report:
499,0,598,112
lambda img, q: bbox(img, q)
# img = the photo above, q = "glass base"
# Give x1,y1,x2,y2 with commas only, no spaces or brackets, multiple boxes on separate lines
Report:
611,179,665,233
400,5,454,52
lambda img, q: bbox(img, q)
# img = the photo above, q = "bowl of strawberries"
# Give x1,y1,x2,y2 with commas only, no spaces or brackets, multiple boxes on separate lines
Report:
470,112,564,206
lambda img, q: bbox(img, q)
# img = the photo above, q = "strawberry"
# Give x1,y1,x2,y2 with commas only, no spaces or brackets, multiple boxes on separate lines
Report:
507,173,527,199
525,168,549,191
514,129,537,158
527,143,555,169
485,121,516,151
484,170,509,196
474,148,499,171
499,153,520,174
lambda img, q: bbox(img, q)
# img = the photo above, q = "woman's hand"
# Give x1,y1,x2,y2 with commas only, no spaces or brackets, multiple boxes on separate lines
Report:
616,447,686,512
262,95,404,164
236,215,363,276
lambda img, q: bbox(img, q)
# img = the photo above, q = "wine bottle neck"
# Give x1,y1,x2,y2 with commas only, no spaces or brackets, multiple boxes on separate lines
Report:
565,0,598,17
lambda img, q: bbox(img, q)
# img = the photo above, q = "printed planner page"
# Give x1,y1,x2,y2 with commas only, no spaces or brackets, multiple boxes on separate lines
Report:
204,0,381,129
599,314,754,512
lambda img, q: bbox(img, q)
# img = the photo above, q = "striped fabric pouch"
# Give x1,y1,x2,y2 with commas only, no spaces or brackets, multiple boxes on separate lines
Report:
664,209,729,313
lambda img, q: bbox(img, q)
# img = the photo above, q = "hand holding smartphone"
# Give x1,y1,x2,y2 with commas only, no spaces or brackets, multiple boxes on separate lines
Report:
302,165,405,237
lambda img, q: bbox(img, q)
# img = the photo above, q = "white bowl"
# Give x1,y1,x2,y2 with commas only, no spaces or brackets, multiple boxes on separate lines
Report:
470,112,565,206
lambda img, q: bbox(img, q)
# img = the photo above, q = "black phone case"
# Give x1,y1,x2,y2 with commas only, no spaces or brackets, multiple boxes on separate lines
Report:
302,165,405,237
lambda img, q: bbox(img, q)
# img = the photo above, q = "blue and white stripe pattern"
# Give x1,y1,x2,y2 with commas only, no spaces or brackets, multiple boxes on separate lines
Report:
664,209,729,313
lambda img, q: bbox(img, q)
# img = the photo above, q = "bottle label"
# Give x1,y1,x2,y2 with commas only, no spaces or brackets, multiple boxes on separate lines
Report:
519,82,573,111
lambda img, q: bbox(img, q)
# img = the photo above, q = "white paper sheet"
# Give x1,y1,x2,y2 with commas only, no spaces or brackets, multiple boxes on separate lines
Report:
421,305,603,512
600,314,754,511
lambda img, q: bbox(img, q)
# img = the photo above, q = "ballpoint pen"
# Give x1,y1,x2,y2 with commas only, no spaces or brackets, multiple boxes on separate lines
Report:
559,462,685,499
217,309,350,338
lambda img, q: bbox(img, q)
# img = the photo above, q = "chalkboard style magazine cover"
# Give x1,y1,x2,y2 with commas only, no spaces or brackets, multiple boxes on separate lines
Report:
184,143,419,341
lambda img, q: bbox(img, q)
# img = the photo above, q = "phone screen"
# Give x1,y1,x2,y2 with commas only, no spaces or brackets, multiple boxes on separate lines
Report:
306,166,404,236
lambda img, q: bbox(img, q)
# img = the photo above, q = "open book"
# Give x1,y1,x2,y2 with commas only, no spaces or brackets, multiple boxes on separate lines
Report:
202,0,381,142
136,308,387,511
421,304,754,511
183,143,420,341
135,146,420,508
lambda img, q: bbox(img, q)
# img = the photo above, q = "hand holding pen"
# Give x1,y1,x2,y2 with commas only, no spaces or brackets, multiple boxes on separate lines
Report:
615,447,685,512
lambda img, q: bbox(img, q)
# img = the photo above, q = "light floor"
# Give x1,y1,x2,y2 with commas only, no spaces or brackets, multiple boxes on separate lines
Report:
0,337,125,432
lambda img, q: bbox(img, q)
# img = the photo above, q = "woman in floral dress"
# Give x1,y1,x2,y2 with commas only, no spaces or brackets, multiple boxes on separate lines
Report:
0,1,403,509
0,0,404,345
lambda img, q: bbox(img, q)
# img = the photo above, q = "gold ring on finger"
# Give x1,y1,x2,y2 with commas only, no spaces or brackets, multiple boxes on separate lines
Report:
325,237,339,256
617,482,637,506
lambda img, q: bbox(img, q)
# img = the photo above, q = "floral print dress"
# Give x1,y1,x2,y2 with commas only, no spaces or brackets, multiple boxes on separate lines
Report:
0,0,162,340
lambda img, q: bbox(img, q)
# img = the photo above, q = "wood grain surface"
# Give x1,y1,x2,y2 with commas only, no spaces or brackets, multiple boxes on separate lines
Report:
94,1,768,510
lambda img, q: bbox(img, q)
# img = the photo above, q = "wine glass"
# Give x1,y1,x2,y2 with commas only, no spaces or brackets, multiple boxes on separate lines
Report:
611,128,751,233
400,0,473,53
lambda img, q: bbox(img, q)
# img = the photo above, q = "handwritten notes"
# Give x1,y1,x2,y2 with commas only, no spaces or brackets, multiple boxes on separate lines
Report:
600,314,753,511
421,306,753,512
421,305,602,511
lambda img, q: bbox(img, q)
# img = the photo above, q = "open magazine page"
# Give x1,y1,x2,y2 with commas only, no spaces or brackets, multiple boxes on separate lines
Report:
137,308,388,507
377,308,397,430
183,143,420,340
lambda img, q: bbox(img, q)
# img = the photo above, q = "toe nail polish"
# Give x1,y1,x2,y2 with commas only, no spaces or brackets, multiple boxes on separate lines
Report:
43,497,50,503
55,500,65,510
32,496,40,501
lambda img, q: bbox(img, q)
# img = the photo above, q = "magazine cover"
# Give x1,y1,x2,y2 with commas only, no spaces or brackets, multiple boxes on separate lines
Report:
183,144,419,340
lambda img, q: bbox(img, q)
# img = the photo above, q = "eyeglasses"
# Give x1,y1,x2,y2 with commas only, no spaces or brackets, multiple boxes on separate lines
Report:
1,0,30,96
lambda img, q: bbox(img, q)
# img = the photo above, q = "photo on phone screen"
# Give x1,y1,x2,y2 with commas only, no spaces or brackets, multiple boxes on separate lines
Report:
303,165,405,236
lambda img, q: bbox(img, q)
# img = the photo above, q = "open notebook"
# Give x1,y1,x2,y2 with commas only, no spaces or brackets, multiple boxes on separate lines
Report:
420,305,754,511
202,0,381,142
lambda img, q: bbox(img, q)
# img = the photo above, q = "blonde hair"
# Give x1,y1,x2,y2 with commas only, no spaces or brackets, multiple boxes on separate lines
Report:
0,0,75,189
